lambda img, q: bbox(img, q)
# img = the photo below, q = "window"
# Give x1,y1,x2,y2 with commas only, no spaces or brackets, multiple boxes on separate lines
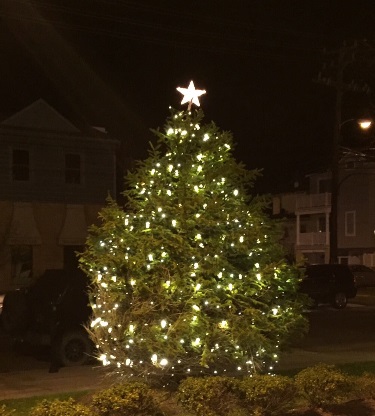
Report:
65,153,81,184
318,216,326,232
339,256,349,265
11,245,32,281
345,211,356,236
300,214,309,233
12,149,29,181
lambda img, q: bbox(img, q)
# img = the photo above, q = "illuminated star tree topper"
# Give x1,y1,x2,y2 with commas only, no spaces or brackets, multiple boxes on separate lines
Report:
176,80,206,110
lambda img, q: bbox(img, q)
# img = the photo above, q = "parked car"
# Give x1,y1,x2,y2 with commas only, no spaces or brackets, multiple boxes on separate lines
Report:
300,264,357,309
348,265,375,288
1,269,93,367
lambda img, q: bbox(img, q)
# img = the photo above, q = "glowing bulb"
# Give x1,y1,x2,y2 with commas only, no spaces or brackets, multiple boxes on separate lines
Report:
192,337,201,346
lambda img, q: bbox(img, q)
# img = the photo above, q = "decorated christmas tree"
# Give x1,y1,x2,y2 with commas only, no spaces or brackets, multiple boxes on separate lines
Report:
80,81,307,379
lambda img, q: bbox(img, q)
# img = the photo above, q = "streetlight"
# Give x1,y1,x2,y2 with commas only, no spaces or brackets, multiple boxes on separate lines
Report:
329,118,372,264
358,119,372,130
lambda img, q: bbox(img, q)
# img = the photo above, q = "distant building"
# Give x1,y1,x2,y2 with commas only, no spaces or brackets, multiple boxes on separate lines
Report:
0,99,118,292
273,156,375,266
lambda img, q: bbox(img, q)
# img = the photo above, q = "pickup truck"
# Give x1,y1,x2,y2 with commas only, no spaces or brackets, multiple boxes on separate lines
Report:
1,269,93,367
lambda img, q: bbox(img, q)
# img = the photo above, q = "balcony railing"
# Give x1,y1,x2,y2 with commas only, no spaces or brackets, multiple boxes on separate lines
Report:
298,231,328,246
295,193,331,211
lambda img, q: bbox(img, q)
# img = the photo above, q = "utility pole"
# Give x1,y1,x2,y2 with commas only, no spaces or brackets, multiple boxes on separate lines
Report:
329,47,344,264
316,41,373,264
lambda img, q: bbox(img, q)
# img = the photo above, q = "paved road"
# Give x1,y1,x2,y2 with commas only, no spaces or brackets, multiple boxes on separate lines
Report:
277,288,375,370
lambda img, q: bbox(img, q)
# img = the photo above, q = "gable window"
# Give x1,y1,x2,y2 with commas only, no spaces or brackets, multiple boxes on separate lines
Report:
65,153,81,184
12,149,29,181
345,211,356,236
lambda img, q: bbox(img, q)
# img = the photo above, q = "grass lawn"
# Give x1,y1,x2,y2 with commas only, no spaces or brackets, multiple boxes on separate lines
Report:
0,390,90,415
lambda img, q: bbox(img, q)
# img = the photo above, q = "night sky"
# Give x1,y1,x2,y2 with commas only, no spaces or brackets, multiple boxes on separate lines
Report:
2,1,375,193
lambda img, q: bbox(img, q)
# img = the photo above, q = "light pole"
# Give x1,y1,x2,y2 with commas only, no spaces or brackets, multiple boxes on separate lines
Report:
329,117,372,264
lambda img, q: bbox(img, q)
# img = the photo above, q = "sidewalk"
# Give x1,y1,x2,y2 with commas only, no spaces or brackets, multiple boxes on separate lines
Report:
0,364,113,400
1,341,375,401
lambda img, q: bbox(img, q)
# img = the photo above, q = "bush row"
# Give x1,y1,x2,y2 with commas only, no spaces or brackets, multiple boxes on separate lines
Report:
2,364,375,416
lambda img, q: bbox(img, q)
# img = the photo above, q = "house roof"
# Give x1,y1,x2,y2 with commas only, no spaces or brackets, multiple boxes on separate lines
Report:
1,99,80,133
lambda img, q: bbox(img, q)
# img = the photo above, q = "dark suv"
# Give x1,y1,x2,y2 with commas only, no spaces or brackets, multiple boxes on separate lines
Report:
1,269,93,367
300,264,357,309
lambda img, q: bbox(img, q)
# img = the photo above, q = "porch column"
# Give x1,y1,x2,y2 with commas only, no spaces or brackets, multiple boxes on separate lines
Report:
296,214,300,245
325,212,330,245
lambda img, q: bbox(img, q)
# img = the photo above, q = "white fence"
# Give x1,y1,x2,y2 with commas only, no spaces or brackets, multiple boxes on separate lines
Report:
296,193,331,210
298,231,328,246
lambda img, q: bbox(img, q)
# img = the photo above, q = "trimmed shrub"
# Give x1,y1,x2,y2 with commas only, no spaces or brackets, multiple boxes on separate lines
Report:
91,381,163,416
295,363,352,408
29,398,91,416
237,374,297,415
177,376,244,416
351,372,375,400
0,405,15,416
